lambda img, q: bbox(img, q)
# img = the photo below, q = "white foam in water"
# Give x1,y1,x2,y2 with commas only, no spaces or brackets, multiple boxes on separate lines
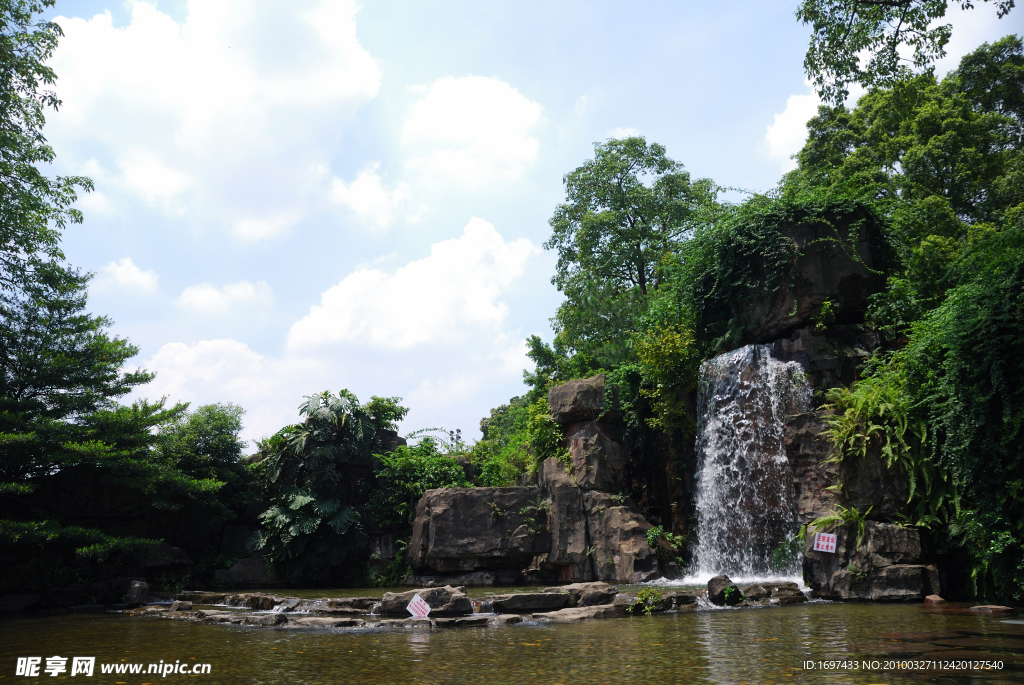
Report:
690,344,811,579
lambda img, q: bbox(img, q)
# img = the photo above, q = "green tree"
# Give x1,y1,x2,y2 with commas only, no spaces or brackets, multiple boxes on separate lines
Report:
545,137,719,365
795,38,1024,601
247,391,409,585
790,35,1024,330
0,0,92,292
798,0,1015,104
365,438,469,530
154,402,255,523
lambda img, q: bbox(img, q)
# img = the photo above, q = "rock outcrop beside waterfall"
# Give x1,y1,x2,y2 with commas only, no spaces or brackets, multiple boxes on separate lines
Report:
407,375,660,585
681,212,942,600
737,215,884,345
803,521,940,601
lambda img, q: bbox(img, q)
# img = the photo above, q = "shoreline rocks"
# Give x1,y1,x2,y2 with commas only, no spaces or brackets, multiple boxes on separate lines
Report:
380,586,472,617
803,521,937,601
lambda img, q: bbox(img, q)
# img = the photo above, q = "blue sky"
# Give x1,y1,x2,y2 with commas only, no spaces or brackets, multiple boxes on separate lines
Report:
40,0,1022,446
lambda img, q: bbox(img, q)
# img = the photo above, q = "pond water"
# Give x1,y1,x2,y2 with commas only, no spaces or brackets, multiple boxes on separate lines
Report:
3,601,1022,684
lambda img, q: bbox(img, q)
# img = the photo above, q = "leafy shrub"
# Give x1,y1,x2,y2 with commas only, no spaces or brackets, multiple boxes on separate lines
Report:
248,391,408,585
627,587,664,616
366,439,470,530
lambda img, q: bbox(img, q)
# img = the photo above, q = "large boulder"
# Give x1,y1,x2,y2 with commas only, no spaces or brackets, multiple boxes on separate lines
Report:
708,575,743,606
804,521,931,601
380,586,472,617
406,487,550,574
548,375,619,425
783,411,841,524
567,421,627,491
538,458,592,581
739,215,884,344
784,411,907,522
584,491,659,583
542,582,618,607
125,580,149,606
143,542,194,568
489,592,569,613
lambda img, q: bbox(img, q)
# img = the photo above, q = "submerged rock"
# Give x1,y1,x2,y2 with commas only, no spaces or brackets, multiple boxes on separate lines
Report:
542,582,618,607
379,586,472,617
489,593,568,613
290,617,366,628
431,616,490,628
738,582,806,606
532,604,626,623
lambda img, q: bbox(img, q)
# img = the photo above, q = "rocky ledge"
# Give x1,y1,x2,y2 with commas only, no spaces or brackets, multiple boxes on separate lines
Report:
124,578,818,633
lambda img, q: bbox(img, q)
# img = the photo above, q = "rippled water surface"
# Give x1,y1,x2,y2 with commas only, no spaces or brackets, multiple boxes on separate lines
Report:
3,602,1022,684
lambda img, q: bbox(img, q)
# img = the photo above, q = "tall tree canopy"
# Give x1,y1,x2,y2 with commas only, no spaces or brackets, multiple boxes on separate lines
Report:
0,1,257,600
0,0,91,292
798,0,1015,104
545,137,719,365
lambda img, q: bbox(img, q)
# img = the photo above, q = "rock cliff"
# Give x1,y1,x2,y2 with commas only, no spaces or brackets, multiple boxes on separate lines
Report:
406,375,660,585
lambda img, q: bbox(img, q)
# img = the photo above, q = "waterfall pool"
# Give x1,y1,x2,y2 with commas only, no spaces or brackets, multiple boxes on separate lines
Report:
3,601,1021,683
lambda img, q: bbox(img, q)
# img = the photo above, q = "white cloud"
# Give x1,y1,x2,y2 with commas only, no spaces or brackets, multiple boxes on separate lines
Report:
329,163,424,229
140,339,323,442
287,217,540,350
233,213,302,242
93,257,159,293
607,127,641,139
177,280,273,314
49,0,381,238
402,76,543,186
764,89,821,172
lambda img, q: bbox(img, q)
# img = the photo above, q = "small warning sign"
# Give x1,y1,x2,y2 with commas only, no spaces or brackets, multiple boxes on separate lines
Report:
406,593,431,618
813,532,837,553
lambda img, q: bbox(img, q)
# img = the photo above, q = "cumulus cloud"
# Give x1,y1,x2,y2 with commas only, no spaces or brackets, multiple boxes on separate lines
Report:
140,339,323,442
177,280,273,314
607,127,641,139
49,0,381,237
93,257,159,293
329,163,423,229
764,89,821,173
402,76,543,186
287,217,540,350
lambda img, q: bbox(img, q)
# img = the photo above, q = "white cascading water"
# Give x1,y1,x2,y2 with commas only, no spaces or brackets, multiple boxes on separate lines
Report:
690,344,811,581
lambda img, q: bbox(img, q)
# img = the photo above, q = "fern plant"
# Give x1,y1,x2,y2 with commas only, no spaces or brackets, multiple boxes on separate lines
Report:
807,505,873,549
822,372,958,527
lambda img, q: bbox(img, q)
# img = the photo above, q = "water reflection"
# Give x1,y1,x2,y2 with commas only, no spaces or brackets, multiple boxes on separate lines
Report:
0,603,1021,684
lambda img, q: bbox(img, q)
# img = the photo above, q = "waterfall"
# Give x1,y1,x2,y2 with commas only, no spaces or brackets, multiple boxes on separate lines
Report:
690,344,810,580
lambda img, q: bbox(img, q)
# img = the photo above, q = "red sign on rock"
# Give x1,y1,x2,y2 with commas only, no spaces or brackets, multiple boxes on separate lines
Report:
813,532,837,553
406,593,431,618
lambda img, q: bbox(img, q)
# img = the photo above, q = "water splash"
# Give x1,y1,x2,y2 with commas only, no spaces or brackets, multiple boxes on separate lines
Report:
689,344,810,580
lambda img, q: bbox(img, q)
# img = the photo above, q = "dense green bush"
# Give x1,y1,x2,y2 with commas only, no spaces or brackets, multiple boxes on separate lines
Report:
247,391,408,585
366,438,470,530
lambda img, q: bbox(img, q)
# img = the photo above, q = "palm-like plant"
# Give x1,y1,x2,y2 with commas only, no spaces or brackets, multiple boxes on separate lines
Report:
248,391,406,585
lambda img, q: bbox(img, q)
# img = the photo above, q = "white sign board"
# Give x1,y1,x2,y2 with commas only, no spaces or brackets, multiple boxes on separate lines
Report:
813,532,837,553
406,593,431,618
